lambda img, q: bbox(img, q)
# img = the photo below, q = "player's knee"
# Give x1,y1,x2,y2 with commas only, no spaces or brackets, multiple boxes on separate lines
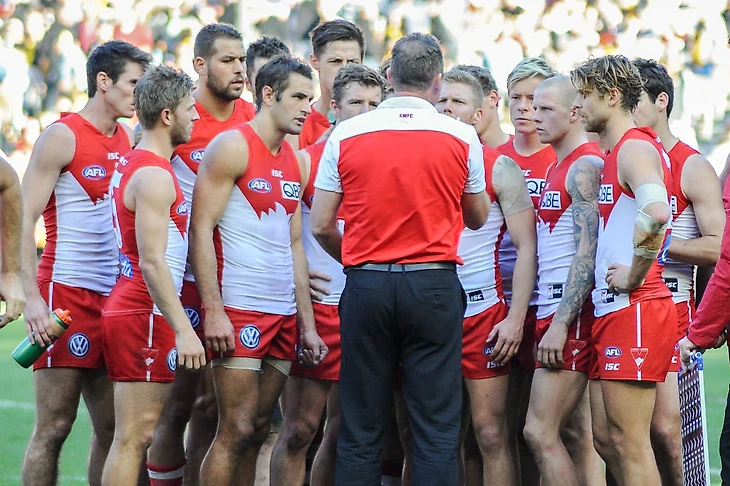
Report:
191,391,218,422
523,415,550,453
283,417,321,453
473,420,507,452
650,416,681,452
251,417,273,448
40,415,76,447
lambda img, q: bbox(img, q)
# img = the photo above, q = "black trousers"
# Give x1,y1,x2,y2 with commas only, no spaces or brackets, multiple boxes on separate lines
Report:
335,267,465,486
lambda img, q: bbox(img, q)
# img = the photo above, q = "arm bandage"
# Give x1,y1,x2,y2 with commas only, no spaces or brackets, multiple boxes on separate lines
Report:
634,183,669,234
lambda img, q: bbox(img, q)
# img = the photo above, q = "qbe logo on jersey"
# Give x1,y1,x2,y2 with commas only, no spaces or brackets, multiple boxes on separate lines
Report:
167,348,177,372
281,181,301,201
598,184,614,204
240,325,261,349
540,191,562,210
525,178,546,198
68,333,90,358
82,165,107,180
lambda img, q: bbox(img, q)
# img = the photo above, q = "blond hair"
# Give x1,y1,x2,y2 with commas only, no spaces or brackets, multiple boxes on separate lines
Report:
506,58,556,93
570,55,643,112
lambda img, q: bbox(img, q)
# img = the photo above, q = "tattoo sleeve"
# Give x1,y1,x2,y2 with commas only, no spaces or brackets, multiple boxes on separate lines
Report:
493,155,533,218
551,157,602,327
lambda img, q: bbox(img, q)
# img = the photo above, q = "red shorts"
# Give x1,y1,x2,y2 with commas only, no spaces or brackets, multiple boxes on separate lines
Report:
535,304,594,373
180,280,204,341
212,307,296,361
669,298,695,372
462,301,510,379
33,281,107,371
103,313,177,383
512,305,537,372
593,298,677,382
290,303,341,381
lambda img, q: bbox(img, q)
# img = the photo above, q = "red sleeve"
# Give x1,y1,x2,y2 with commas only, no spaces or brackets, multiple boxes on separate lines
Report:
687,177,730,348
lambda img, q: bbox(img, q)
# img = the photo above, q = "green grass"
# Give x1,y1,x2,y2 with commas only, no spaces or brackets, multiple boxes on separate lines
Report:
0,318,728,484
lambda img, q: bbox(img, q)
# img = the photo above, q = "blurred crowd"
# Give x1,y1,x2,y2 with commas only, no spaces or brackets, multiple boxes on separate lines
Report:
2,0,730,179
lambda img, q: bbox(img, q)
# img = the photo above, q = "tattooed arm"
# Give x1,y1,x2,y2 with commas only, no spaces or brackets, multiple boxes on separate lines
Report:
537,155,602,369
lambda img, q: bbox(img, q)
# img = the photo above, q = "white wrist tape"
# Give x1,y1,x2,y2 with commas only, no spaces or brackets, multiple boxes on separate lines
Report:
634,183,669,234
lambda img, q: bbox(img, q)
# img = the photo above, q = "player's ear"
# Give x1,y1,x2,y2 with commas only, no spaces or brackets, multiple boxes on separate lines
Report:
160,108,173,128
657,92,670,113
193,56,207,76
96,71,110,93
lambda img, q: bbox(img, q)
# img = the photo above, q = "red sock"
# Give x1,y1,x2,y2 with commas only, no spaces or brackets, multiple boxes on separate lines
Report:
147,460,186,486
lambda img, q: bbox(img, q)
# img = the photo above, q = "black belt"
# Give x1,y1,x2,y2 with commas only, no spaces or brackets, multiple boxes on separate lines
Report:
349,262,456,272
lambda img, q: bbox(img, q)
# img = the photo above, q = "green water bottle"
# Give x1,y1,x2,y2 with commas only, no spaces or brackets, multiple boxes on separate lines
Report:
12,309,72,368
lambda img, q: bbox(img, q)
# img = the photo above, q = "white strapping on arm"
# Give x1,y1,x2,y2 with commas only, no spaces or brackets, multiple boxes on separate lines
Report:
634,183,669,234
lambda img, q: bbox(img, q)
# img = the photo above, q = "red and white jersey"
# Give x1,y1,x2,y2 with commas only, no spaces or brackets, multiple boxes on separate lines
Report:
662,141,702,304
496,136,556,304
38,113,131,294
103,150,189,316
171,98,253,282
215,123,301,315
301,141,345,306
299,108,331,149
458,145,505,317
536,142,604,319
592,127,673,317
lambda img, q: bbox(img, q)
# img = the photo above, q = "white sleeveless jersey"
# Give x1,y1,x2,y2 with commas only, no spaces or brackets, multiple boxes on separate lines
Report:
215,124,301,316
536,143,604,319
301,141,345,305
662,141,702,304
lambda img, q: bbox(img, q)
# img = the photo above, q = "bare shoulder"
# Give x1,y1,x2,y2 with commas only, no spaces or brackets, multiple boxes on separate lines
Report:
130,166,176,205
29,122,77,171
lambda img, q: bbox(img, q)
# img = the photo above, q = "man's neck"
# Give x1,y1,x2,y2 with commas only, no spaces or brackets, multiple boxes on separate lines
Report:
78,97,119,137
194,88,236,121
249,113,286,154
312,88,332,117
136,130,175,160
392,90,436,105
601,112,637,151
480,117,511,148
651,120,679,153
552,128,589,163
513,130,548,156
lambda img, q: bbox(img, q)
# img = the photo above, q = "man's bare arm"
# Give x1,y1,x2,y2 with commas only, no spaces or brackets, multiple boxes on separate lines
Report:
20,124,76,343
0,155,25,326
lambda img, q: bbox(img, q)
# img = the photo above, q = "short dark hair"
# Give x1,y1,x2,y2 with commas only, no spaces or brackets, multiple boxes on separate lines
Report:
310,19,365,60
390,33,443,92
86,40,151,98
134,65,194,130
194,23,243,61
332,64,385,104
379,58,394,98
255,56,313,112
454,64,498,95
633,58,674,118
245,36,291,81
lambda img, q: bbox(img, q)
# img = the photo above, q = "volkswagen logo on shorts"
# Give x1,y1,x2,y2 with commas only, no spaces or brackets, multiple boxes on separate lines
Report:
248,178,272,194
68,333,90,358
191,149,205,163
240,325,261,349
184,307,201,329
604,346,622,358
167,348,178,372
82,165,107,180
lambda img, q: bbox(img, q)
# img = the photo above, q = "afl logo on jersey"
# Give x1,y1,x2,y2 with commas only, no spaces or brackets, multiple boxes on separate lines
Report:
82,165,107,180
191,149,205,163
604,346,622,358
176,201,190,216
68,333,90,358
240,325,261,349
249,178,272,193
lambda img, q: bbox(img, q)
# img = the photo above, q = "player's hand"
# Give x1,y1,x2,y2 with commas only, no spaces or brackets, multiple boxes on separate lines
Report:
537,322,568,369
203,309,235,354
309,270,332,302
486,314,523,366
176,328,206,370
713,327,728,349
678,336,704,365
24,291,54,346
606,263,644,294
298,329,329,367
0,272,25,328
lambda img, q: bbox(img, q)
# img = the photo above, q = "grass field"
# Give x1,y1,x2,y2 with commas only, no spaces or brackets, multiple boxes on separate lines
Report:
0,318,728,485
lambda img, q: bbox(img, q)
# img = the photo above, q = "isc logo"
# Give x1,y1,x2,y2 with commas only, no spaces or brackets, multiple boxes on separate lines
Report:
525,178,545,197
598,184,613,204
605,363,620,371
540,191,561,209
281,181,301,201
108,152,119,160
191,149,205,163
82,165,107,180
604,346,622,358
248,178,272,193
